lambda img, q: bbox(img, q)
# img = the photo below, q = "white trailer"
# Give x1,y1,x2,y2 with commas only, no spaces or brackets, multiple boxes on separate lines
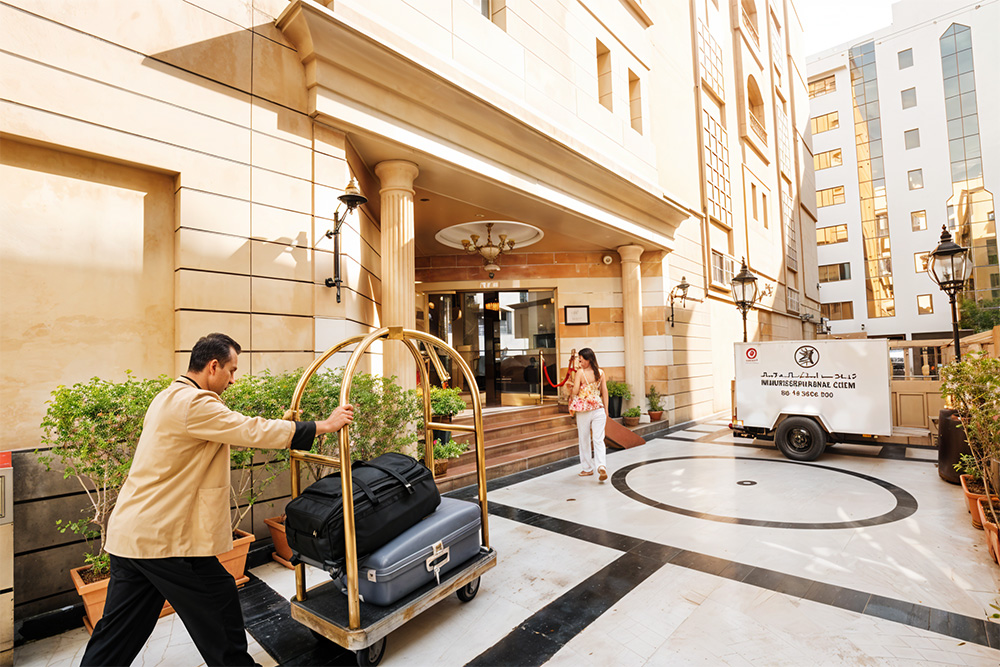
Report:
730,339,892,461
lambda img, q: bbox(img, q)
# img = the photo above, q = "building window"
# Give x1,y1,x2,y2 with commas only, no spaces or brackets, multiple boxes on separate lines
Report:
819,262,851,283
810,111,839,134
817,186,845,207
817,224,848,245
786,287,800,313
917,294,934,314
809,74,836,98
914,252,929,273
777,103,792,176
904,128,920,150
629,69,643,133
782,184,796,270
711,250,734,286
698,22,725,98
898,48,913,69
741,0,759,48
821,301,854,320
596,39,613,112
746,75,766,142
464,0,490,17
704,109,732,227
770,13,785,73
908,169,924,189
901,87,917,108
911,210,926,231
814,148,842,171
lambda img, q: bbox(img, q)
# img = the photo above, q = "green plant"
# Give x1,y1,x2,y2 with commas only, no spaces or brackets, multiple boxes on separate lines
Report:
646,384,663,412
959,296,1000,333
622,406,642,418
38,372,172,576
941,352,1000,524
418,437,467,460
430,386,466,418
953,453,982,481
607,381,632,401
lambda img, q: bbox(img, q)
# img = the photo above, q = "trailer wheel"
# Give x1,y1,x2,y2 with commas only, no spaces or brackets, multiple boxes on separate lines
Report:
356,637,387,667
457,577,481,602
775,417,826,461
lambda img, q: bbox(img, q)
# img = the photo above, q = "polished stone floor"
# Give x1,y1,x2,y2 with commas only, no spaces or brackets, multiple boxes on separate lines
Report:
15,418,1000,666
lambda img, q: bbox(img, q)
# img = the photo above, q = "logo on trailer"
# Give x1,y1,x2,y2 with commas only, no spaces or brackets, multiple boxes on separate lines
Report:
795,345,819,368
746,348,758,360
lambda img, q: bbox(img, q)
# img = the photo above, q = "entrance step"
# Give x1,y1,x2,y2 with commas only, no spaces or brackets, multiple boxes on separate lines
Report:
432,405,672,493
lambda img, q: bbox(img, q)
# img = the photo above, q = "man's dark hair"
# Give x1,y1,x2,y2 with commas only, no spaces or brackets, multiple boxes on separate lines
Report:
187,333,241,372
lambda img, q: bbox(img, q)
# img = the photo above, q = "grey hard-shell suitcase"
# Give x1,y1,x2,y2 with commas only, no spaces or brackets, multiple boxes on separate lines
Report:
341,497,482,606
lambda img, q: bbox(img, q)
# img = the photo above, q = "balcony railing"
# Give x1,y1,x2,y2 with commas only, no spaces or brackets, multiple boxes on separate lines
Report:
749,112,767,143
741,7,759,47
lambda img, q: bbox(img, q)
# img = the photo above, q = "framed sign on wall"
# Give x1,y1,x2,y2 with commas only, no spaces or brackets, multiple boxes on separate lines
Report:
564,305,590,326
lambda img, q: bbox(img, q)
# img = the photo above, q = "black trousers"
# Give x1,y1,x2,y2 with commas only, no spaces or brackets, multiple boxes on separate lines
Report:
80,554,256,667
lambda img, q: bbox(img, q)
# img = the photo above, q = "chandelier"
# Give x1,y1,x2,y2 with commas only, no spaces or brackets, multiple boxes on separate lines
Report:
435,221,544,278
462,223,515,278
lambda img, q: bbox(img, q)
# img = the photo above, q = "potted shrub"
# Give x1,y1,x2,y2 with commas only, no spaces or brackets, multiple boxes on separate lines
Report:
38,372,171,631
622,406,642,427
646,384,664,421
606,381,632,418
417,438,467,477
954,454,998,529
429,386,466,444
262,367,422,567
978,498,1000,564
941,352,1000,552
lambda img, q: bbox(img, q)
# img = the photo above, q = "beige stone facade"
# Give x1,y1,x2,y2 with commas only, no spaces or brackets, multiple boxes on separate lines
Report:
1,0,816,621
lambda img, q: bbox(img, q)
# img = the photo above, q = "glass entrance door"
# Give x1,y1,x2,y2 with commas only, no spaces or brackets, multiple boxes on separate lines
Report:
427,290,556,406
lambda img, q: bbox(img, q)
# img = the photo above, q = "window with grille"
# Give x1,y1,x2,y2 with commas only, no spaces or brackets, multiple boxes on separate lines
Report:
704,109,732,227
782,185,796,271
711,250,734,287
786,287,800,313
698,22,724,99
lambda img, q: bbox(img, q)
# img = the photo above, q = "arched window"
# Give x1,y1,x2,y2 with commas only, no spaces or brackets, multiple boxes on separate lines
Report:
746,75,766,142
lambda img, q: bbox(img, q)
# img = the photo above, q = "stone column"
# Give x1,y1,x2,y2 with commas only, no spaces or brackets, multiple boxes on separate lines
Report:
375,160,419,391
617,244,645,409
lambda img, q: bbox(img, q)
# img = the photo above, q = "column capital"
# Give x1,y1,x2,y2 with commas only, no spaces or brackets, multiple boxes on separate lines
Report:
616,244,644,264
375,160,419,190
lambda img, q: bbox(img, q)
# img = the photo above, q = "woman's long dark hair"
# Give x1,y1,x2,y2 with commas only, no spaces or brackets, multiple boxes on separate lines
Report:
577,348,601,382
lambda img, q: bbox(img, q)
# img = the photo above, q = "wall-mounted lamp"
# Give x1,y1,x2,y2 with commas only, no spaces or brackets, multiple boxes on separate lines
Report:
323,178,367,303
667,276,690,327
799,313,814,322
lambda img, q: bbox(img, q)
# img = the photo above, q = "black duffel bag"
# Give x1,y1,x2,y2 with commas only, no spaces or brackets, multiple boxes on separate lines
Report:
285,452,440,573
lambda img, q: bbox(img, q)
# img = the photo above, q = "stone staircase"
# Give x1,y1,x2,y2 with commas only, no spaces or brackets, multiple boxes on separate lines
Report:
433,404,671,492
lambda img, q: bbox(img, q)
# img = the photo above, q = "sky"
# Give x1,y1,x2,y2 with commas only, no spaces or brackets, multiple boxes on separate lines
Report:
796,0,898,54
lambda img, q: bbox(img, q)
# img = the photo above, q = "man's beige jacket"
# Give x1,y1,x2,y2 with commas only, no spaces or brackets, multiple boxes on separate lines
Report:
105,377,295,558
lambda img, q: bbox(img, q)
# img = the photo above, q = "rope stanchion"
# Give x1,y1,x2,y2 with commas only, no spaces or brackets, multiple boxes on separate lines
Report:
543,363,573,388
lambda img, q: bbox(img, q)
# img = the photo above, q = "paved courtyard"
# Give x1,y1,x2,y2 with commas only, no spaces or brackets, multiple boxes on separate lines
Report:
15,418,1000,666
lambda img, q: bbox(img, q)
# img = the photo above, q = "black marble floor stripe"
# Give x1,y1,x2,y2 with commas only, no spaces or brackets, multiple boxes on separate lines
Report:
465,551,666,667
239,573,355,666
480,500,999,652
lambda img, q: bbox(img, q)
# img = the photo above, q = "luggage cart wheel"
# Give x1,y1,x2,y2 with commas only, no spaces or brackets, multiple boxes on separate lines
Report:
456,577,481,602
356,637,387,667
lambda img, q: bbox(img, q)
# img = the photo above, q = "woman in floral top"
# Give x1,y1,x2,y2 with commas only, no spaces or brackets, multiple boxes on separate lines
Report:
569,348,610,481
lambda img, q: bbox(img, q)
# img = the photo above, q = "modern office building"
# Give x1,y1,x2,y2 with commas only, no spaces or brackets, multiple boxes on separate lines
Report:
1,0,816,624
806,0,999,340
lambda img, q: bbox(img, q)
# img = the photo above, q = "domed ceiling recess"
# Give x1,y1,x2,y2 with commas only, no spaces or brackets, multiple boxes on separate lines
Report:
435,221,544,277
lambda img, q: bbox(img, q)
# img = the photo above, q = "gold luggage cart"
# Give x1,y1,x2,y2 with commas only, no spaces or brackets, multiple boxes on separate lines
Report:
285,327,496,666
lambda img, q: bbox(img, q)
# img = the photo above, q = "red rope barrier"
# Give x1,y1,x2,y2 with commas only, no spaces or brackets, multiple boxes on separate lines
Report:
543,363,573,388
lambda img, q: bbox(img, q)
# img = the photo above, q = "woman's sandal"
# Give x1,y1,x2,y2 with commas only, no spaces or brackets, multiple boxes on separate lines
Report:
578,470,593,477
598,467,608,482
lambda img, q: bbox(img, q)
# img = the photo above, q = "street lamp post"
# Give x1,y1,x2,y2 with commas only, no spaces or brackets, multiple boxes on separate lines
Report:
730,257,759,343
927,225,971,362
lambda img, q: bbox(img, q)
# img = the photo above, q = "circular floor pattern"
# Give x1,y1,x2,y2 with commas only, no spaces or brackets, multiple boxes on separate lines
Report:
611,456,918,529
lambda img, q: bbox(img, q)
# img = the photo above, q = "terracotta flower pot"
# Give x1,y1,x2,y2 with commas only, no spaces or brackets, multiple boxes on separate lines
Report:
960,474,998,530
264,516,294,569
71,566,174,635
218,529,256,586
976,498,999,564
623,416,640,427
433,459,449,477
648,411,663,422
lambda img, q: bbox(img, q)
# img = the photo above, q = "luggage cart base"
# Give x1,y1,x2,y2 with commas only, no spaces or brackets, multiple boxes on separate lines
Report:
291,547,497,652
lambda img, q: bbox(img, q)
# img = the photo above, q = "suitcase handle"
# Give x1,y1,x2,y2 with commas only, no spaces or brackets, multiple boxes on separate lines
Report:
352,460,415,494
